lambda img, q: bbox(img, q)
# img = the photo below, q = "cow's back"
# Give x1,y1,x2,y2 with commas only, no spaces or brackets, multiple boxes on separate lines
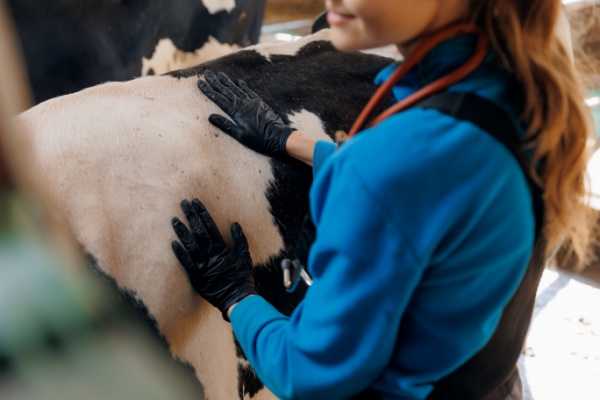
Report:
19,74,287,399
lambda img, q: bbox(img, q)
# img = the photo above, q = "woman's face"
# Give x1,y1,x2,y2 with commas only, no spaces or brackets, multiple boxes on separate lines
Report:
325,0,468,51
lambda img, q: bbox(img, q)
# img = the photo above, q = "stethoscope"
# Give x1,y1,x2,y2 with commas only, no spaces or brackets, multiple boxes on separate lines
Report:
281,22,489,292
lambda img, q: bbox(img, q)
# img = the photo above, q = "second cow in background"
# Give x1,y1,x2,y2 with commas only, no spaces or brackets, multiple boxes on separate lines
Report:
7,0,265,103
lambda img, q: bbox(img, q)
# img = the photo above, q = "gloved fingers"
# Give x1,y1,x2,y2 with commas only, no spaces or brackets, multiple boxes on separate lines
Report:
171,216,207,261
215,72,248,100
237,79,260,100
208,114,245,142
204,70,237,104
198,79,233,114
191,198,227,254
181,199,211,252
230,223,250,259
171,240,199,282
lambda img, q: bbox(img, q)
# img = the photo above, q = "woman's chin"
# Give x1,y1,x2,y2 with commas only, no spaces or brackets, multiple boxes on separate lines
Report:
330,30,382,52
330,30,367,52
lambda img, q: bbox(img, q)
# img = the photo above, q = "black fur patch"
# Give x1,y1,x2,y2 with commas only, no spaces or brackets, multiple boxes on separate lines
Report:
7,0,265,102
234,337,246,359
237,362,264,399
234,337,265,397
170,41,393,138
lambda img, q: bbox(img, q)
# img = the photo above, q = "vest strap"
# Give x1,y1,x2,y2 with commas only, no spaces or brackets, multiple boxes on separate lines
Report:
417,91,545,400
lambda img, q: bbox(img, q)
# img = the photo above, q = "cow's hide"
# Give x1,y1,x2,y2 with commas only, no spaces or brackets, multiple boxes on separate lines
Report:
17,30,393,399
7,0,265,103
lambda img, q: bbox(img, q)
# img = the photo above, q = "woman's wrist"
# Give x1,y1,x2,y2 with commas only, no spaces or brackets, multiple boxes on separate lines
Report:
285,131,317,166
227,294,258,320
227,302,238,320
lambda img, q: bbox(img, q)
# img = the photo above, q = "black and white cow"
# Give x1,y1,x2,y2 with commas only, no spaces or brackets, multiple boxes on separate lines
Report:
7,0,265,103
18,30,395,399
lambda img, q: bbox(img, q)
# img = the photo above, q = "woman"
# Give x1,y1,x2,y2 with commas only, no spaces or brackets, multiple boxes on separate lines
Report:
170,0,595,398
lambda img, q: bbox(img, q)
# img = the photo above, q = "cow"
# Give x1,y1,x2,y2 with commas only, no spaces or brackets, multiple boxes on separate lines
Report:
6,0,266,103
17,29,396,399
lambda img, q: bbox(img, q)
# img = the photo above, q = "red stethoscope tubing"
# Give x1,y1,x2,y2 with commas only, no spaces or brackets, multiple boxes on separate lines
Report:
348,23,490,138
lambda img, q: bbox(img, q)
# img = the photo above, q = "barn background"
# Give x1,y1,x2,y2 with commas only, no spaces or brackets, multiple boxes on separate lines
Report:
265,0,322,22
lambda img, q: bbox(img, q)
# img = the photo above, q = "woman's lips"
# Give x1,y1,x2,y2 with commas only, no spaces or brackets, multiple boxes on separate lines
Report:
327,10,356,26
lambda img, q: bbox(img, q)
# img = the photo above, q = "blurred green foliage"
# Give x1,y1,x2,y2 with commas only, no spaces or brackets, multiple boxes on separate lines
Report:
0,192,204,399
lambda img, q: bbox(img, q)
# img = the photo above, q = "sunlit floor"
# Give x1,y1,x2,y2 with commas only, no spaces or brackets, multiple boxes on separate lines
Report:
529,146,600,399
521,269,600,400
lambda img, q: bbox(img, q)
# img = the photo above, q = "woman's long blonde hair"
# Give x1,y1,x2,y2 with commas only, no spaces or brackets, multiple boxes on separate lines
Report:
469,0,597,268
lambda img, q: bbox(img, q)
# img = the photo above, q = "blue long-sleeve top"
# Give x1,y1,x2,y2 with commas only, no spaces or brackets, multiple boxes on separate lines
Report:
231,36,535,399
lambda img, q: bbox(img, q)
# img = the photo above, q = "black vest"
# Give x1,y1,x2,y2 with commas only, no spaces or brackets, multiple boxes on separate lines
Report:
358,91,545,400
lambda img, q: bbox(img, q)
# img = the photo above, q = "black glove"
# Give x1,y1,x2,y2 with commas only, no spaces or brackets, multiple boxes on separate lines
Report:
171,199,256,321
197,70,295,158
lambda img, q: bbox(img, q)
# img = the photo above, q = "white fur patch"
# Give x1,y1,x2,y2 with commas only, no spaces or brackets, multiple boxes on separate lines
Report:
142,37,238,76
362,45,403,60
201,0,235,14
288,109,333,143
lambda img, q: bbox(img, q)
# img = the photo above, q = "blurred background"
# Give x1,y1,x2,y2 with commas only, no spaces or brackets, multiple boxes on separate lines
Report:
0,1,599,400
265,0,322,22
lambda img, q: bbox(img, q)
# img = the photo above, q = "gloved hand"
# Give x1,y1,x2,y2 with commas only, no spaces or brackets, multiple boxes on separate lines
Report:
197,70,295,158
171,199,256,321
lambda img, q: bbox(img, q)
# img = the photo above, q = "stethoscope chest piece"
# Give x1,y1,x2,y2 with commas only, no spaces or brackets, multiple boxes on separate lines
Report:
281,258,313,293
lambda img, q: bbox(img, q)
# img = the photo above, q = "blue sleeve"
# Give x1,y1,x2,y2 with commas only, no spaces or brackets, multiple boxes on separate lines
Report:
231,159,424,399
312,140,336,177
